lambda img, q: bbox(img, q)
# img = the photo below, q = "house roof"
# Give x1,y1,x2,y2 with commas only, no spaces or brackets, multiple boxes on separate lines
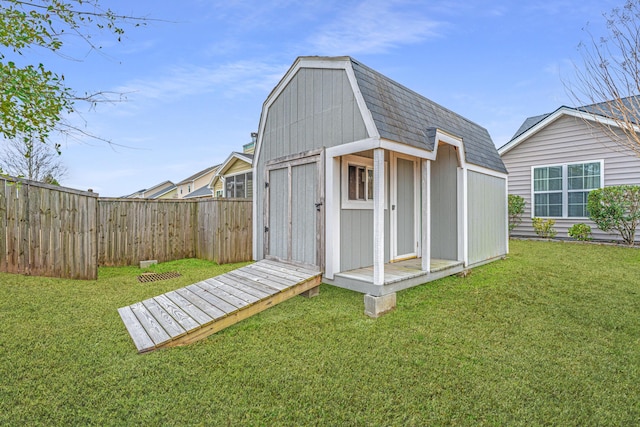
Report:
122,180,175,198
209,152,253,188
183,185,213,199
350,58,507,174
147,184,176,199
176,165,219,185
500,96,640,154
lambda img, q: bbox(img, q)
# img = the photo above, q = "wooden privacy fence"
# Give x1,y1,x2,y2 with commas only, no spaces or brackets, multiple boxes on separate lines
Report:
0,176,253,280
0,177,99,280
98,198,252,267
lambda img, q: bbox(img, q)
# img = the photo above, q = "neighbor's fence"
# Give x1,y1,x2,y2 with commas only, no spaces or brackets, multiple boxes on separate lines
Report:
0,177,99,280
97,198,199,267
0,176,253,280
97,198,252,266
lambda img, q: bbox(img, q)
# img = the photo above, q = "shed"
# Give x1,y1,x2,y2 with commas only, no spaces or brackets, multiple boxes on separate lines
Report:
253,56,508,316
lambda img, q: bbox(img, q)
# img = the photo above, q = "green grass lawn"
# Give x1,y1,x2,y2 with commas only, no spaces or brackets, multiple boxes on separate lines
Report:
1,240,639,426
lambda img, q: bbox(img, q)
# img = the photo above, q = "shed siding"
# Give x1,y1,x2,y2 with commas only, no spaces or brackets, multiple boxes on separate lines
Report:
431,145,458,259
502,115,640,241
340,210,390,271
255,67,369,260
467,171,507,265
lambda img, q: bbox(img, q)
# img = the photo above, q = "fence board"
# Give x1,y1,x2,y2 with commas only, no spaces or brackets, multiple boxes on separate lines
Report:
0,181,6,271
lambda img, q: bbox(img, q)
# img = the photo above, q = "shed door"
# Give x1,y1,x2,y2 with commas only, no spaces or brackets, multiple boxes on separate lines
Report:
392,155,418,261
265,155,323,269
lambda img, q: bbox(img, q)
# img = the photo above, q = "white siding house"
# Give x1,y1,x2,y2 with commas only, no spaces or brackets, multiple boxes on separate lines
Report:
499,102,640,241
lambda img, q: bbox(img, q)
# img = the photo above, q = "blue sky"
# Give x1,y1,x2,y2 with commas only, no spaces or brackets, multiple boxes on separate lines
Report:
40,0,619,196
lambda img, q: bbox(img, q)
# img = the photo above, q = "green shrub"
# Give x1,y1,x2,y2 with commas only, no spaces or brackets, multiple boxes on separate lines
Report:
532,217,557,238
587,185,640,245
568,223,592,241
508,194,526,235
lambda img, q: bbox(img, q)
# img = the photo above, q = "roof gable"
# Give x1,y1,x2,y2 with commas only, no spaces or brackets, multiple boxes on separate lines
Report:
177,165,219,185
500,96,640,156
209,152,253,188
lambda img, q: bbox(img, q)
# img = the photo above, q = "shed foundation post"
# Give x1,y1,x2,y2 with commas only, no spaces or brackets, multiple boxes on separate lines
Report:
300,286,320,298
364,292,396,318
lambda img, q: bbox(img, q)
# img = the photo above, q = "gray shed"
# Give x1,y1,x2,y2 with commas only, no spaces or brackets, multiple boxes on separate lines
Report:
253,56,508,316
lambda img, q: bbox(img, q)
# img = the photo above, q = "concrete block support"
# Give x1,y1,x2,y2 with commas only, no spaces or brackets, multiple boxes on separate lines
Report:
300,286,320,298
364,292,396,318
140,260,158,269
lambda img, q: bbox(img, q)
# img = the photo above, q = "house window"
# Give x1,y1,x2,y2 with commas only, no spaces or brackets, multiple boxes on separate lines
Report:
532,161,602,218
341,154,386,210
215,189,223,198
225,172,253,198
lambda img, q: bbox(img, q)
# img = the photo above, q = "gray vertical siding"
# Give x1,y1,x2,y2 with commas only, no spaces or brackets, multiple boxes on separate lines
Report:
268,168,289,260
255,67,369,260
501,115,640,241
467,171,507,265
396,157,415,256
291,163,317,266
340,210,390,271
260,68,368,162
430,145,458,260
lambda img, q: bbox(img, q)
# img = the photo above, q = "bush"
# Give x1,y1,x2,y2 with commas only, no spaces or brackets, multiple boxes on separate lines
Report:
532,217,557,238
587,185,640,245
508,194,526,235
568,223,592,241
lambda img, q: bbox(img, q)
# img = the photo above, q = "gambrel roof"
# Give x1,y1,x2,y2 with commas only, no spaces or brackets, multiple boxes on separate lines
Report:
350,58,507,174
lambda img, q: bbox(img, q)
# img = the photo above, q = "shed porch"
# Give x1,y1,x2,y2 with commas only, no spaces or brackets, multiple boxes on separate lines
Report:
323,258,464,297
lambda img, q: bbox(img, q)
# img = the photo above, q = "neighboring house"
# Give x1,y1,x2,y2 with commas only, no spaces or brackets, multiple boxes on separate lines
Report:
253,56,508,316
175,165,219,199
209,151,254,199
499,98,640,242
122,180,176,199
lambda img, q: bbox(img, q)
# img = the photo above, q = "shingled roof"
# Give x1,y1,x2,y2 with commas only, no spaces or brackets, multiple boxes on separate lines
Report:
506,95,640,144
350,59,507,174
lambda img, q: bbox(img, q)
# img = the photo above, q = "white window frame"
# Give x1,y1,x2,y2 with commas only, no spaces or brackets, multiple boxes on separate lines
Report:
341,154,387,210
530,159,604,218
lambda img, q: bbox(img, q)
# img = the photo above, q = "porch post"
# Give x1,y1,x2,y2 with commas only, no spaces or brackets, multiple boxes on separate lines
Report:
373,148,385,286
421,159,431,272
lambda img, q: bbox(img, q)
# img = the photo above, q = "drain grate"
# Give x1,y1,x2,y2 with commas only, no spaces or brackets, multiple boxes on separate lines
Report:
137,271,182,283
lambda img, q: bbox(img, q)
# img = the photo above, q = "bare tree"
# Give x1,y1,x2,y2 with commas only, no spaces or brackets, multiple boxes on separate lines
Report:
568,0,640,156
0,138,68,184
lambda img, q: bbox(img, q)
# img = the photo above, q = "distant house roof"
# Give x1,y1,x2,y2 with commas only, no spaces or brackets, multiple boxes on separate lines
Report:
122,180,175,198
350,58,507,174
147,183,176,199
177,165,219,185
183,185,213,199
499,95,640,155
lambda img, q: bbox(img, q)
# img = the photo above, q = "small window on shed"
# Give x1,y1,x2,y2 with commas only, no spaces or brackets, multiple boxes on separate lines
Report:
342,154,385,210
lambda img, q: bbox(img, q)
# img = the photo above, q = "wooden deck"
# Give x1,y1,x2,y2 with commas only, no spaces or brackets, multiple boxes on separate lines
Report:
118,260,322,353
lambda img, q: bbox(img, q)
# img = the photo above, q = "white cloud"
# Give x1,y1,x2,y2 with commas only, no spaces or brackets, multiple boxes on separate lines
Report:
308,0,444,55
107,60,288,114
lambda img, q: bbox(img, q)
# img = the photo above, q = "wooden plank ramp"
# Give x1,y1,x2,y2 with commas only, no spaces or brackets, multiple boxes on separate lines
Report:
118,260,322,353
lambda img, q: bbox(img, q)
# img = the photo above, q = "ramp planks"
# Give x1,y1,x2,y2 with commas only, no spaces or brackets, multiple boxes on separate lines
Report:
118,260,322,353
